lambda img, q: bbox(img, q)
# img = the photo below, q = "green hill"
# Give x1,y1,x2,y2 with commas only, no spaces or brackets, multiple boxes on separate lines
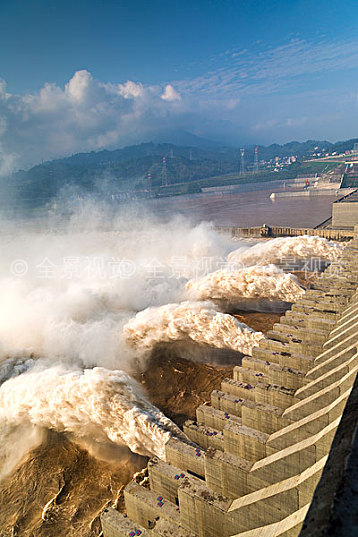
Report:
1,137,357,210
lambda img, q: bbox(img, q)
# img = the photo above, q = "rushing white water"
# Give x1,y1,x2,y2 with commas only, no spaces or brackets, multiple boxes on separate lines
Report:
124,301,264,356
0,213,233,469
0,363,183,461
186,264,305,304
0,206,340,473
227,235,342,267
0,216,233,367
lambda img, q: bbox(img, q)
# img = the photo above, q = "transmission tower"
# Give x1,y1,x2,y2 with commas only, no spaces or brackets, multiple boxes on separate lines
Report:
254,146,259,173
161,156,168,187
146,171,152,196
240,148,245,176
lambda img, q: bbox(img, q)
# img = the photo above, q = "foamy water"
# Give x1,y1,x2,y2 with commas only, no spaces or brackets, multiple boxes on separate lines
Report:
0,215,234,468
228,235,342,267
0,207,341,471
186,264,305,304
0,363,183,462
124,301,264,356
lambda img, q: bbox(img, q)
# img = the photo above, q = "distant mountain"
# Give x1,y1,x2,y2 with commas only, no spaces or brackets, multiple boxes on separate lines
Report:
260,140,332,159
151,129,224,149
1,135,357,210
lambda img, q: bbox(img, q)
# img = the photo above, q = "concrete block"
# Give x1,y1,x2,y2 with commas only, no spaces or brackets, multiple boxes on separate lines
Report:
183,420,224,451
221,378,256,401
239,358,307,391
254,382,296,409
124,481,180,530
315,328,358,362
228,503,310,537
323,318,358,347
204,449,253,498
224,423,268,462
241,400,287,435
178,480,229,537
211,390,244,417
232,365,270,386
271,324,330,345
150,518,197,537
196,404,242,431
268,391,350,451
101,508,149,537
165,438,205,479
148,458,203,505
252,346,315,373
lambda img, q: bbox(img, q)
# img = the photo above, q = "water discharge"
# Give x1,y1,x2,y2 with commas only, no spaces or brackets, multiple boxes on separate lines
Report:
0,363,183,463
124,301,264,356
0,205,342,475
186,264,305,304
228,235,342,267
0,213,235,472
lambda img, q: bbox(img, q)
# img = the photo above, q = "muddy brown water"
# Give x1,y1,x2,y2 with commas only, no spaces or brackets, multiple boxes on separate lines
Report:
1,179,327,537
0,308,285,537
146,182,338,227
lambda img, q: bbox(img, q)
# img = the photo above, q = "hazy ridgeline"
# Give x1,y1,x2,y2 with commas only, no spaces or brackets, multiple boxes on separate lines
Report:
0,197,342,477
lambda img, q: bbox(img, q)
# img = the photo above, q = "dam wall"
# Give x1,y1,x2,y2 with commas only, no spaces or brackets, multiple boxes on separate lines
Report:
269,189,342,199
101,241,358,537
332,201,358,229
217,225,354,240
299,373,358,536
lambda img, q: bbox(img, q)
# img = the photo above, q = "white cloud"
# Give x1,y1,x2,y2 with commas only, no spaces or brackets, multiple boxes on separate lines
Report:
0,71,189,174
161,84,181,102
251,119,279,132
224,98,240,110
118,80,144,99
285,117,308,128
65,69,93,102
0,142,18,176
1,35,358,175
176,37,358,97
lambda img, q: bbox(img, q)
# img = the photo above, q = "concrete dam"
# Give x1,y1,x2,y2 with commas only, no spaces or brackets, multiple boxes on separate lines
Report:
100,241,358,537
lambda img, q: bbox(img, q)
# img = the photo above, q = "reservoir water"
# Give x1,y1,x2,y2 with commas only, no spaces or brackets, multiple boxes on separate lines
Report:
146,180,339,228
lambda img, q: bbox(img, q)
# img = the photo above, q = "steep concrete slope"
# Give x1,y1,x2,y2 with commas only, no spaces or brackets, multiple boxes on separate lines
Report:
102,242,358,537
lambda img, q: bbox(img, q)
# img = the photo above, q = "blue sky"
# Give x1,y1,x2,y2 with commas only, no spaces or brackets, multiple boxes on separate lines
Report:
1,0,358,172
